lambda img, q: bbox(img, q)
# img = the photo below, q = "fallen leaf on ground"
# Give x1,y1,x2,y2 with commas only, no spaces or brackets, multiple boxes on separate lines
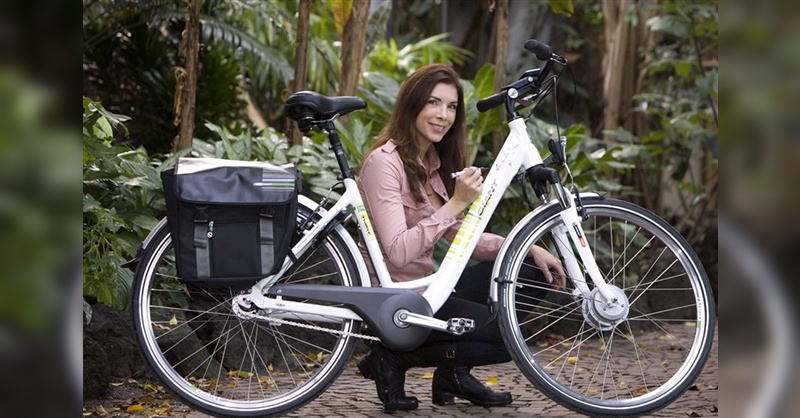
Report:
143,383,161,393
126,404,146,413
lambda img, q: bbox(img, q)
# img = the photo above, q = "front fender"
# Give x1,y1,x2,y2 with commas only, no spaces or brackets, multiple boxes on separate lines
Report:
488,193,602,308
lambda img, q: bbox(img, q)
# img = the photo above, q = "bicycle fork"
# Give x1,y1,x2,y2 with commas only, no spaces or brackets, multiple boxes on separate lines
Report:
550,185,630,329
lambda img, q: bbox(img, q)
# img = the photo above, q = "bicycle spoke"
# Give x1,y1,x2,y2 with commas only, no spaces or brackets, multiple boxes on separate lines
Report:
628,256,678,307
523,302,585,344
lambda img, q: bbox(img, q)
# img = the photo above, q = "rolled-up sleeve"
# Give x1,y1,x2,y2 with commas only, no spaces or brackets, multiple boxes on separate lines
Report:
359,152,458,269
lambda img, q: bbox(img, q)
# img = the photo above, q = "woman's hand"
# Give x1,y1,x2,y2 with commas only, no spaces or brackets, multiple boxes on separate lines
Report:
450,166,483,210
529,246,566,289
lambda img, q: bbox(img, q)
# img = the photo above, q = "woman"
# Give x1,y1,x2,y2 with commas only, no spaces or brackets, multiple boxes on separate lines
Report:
357,63,565,411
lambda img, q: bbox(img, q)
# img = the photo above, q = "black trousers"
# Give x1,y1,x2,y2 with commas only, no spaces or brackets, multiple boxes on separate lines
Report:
410,260,550,368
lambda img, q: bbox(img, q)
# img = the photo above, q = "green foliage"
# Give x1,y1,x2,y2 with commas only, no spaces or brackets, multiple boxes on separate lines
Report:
548,0,576,17
558,124,636,191
82,0,302,153
334,117,374,173
358,71,400,130
466,65,503,138
366,33,472,78
83,97,164,310
622,0,718,223
463,64,504,164
199,6,294,88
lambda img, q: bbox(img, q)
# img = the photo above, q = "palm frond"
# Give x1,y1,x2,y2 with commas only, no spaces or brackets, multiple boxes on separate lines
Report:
398,33,473,67
199,17,294,86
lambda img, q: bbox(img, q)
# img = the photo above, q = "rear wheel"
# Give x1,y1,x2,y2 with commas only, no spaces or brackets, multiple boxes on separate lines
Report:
497,197,715,417
131,205,364,417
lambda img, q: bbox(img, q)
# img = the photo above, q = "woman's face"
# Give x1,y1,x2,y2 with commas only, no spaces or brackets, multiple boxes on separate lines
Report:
414,82,458,149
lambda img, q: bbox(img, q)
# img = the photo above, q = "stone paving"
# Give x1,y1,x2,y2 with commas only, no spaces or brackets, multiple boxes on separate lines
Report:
283,350,717,417
183,328,719,418
85,328,717,418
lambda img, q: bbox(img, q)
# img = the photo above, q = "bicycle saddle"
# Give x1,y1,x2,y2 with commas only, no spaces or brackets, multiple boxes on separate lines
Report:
284,91,367,122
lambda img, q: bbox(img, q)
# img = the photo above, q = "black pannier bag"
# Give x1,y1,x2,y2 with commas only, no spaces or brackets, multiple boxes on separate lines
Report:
161,157,301,288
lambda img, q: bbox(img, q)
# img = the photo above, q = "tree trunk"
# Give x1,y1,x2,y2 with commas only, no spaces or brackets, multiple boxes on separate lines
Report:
339,0,371,97
172,0,200,152
601,0,637,136
286,0,312,145
602,0,662,210
489,0,508,156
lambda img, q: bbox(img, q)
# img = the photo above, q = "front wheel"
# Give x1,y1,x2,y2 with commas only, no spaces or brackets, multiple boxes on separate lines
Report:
497,197,715,417
131,205,365,417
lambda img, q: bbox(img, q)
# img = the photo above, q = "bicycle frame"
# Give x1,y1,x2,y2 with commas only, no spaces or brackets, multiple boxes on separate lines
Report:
242,116,617,326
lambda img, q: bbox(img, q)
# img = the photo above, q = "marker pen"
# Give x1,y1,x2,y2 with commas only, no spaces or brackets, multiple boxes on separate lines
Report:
450,167,489,178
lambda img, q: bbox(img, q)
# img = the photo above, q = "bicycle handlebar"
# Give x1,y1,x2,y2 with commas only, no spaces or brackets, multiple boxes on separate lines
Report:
476,92,506,113
524,39,553,61
476,39,565,114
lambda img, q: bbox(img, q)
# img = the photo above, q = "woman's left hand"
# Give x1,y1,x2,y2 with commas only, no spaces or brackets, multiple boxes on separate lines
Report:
528,246,566,289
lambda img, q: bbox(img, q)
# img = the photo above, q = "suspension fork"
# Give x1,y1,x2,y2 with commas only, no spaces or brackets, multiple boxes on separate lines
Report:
550,222,590,296
527,164,617,304
552,185,617,303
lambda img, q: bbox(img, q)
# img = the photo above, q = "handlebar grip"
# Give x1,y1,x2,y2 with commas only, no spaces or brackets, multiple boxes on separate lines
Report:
524,39,552,61
476,92,506,112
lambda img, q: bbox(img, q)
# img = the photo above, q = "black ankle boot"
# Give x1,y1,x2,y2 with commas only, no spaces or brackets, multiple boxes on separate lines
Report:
357,346,418,411
356,354,375,380
432,367,512,407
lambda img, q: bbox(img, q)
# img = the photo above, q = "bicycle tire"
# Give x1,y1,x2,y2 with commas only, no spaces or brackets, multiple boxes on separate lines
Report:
131,203,365,417
496,197,715,417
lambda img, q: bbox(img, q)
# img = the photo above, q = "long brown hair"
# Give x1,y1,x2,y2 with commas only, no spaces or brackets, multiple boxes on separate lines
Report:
366,64,467,203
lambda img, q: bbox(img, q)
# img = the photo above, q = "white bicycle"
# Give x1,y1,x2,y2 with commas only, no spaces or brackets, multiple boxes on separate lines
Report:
131,40,716,417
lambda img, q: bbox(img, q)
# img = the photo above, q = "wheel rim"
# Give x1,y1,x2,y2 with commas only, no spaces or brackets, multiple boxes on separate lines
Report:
501,201,714,413
134,228,359,415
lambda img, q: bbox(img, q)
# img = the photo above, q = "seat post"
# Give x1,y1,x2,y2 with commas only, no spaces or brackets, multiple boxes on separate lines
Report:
321,121,354,180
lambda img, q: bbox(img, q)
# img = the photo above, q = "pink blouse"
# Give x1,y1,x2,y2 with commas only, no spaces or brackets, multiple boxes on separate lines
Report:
358,141,504,286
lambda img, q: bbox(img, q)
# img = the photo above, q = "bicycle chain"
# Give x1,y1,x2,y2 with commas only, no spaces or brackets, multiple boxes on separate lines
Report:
232,301,380,342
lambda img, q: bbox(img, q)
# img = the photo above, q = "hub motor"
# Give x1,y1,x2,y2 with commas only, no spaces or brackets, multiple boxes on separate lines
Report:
582,286,630,331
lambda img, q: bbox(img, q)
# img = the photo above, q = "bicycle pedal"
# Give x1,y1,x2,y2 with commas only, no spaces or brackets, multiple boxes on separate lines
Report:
446,318,475,335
